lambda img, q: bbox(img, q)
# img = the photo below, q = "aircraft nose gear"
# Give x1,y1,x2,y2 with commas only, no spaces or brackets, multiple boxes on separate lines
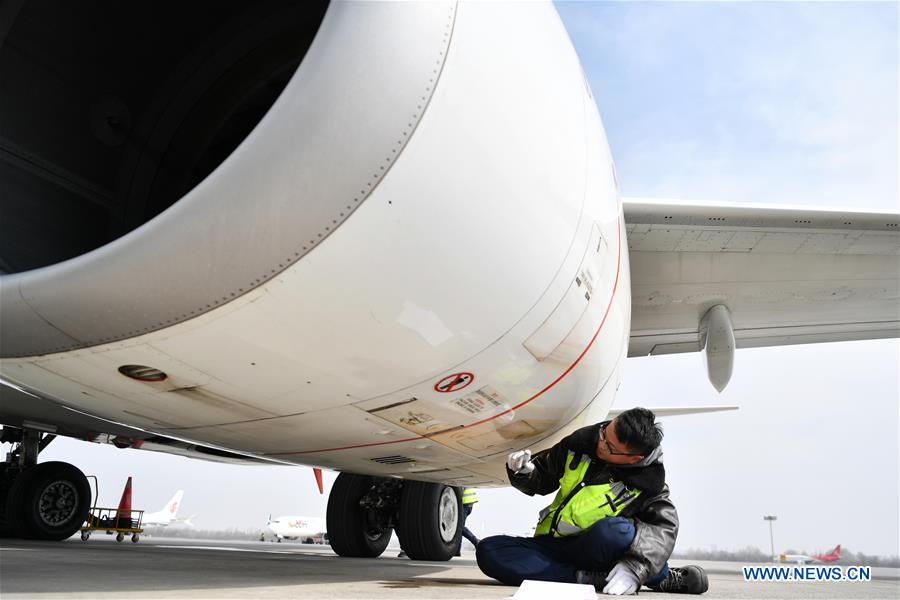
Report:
39,480,79,526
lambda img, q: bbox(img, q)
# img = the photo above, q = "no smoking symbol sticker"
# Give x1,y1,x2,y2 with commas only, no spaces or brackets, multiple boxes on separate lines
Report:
434,372,474,393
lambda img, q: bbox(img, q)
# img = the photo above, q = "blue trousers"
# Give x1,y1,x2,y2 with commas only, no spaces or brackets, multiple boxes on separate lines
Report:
461,504,479,550
476,517,668,588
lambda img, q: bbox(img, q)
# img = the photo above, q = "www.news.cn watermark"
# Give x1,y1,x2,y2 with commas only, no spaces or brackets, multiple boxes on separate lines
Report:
743,565,872,582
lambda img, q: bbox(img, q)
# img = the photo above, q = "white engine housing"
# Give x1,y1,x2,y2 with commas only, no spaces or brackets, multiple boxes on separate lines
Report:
0,2,629,485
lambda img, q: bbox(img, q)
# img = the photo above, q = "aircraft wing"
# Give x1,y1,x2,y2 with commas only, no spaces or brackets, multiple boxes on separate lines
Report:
624,198,899,388
608,406,738,418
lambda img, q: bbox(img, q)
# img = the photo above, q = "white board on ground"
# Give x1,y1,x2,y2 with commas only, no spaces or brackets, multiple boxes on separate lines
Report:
504,579,597,600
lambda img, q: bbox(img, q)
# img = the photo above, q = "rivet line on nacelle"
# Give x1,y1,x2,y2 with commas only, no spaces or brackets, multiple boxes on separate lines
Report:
14,2,460,358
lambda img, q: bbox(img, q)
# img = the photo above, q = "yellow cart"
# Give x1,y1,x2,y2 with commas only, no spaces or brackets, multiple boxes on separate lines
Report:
79,476,145,543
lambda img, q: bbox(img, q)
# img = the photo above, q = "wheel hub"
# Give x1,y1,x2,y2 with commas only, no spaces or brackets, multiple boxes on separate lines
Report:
38,480,78,526
437,487,458,543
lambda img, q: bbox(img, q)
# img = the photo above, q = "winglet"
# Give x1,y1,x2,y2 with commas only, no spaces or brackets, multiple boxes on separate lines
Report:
313,468,323,494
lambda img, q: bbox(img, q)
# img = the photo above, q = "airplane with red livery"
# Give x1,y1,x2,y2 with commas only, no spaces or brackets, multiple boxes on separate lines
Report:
780,544,841,565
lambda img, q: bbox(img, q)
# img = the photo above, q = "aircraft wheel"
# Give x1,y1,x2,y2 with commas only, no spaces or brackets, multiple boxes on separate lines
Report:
327,473,392,558
0,464,16,537
6,462,91,540
4,468,35,538
396,482,461,561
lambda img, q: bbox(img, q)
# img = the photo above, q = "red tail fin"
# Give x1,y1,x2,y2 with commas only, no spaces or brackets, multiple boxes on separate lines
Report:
313,468,323,494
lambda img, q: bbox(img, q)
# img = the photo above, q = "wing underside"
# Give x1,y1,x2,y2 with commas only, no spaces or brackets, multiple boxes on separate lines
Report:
624,198,900,360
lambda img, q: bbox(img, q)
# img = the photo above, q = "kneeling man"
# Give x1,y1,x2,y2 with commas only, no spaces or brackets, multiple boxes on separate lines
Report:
476,407,708,595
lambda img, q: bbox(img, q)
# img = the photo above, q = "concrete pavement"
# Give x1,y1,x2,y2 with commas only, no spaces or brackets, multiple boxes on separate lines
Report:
1,536,897,599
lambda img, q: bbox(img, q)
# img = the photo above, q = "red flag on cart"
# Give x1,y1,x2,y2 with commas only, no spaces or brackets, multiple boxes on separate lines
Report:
116,476,133,528
313,468,323,494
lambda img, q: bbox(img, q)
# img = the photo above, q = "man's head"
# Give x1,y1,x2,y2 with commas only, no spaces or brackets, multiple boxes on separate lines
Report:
595,407,663,465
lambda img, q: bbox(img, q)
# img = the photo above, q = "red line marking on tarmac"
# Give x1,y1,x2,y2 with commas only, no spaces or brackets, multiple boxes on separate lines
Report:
268,218,622,457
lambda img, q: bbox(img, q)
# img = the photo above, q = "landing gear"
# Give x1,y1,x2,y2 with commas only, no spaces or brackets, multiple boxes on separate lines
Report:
8,461,91,541
397,482,462,561
326,473,395,558
0,426,91,540
325,472,463,561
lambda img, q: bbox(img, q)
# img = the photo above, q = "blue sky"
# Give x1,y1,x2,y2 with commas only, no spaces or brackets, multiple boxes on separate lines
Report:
559,0,898,209
12,2,900,558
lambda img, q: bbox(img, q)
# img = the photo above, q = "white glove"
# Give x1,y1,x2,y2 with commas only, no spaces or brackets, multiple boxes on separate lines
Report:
506,449,534,474
602,563,639,595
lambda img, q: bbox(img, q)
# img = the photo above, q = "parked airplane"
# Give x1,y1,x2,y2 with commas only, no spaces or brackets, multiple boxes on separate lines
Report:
780,545,841,565
264,515,328,544
0,1,897,562
142,490,187,527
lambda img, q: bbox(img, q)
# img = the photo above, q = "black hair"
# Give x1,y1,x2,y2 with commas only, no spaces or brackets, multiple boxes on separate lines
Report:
614,407,663,455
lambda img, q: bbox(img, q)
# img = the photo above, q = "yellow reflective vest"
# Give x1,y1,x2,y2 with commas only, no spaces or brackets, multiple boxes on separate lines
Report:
462,488,478,505
535,451,640,537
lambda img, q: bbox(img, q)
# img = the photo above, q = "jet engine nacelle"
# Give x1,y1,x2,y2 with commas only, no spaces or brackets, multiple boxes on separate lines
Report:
1,1,628,484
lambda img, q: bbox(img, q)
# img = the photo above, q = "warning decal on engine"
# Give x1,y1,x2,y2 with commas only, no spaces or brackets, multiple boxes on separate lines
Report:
369,385,505,437
451,386,505,415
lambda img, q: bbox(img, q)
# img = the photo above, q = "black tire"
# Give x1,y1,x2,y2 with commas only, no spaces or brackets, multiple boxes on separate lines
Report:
327,472,392,558
396,482,461,561
6,467,40,538
0,463,19,537
6,462,91,540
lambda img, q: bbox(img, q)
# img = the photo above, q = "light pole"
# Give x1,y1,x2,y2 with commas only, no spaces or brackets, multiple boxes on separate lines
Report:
763,515,777,561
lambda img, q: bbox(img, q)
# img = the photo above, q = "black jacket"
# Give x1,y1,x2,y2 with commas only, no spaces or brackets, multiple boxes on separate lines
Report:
507,421,679,583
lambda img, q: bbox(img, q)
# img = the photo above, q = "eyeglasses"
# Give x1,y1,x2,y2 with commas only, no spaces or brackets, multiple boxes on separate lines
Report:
599,421,643,456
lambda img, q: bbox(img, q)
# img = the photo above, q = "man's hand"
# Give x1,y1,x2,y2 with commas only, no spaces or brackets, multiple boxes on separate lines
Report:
602,563,639,595
506,450,534,474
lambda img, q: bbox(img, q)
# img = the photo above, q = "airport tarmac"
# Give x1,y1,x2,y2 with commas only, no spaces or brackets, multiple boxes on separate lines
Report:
1,536,897,599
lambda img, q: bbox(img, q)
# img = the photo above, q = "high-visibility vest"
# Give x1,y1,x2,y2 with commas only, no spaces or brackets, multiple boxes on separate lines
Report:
534,451,641,537
462,488,478,505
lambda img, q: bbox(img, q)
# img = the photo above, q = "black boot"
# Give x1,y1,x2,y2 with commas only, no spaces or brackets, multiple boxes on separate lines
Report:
650,565,709,594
